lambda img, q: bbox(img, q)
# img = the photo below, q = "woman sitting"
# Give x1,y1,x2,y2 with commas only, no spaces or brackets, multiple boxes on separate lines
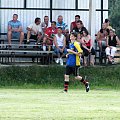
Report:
105,29,120,64
81,29,95,66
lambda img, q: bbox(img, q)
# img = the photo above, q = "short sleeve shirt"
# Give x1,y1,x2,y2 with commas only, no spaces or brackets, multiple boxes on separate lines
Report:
45,27,58,38
66,41,83,66
27,23,42,35
8,20,22,29
56,22,68,30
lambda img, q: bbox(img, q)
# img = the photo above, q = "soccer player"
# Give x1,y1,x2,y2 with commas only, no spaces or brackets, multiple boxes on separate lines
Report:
63,32,90,92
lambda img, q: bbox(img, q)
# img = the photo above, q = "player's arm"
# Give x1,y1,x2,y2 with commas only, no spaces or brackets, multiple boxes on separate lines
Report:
67,42,83,56
74,42,83,56
67,49,81,56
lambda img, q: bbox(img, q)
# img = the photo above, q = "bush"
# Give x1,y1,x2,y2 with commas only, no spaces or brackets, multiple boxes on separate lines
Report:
0,65,120,89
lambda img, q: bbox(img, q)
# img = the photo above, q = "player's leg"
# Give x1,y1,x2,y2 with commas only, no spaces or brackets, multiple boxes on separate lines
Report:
74,66,90,92
75,76,90,92
63,66,71,92
64,74,69,92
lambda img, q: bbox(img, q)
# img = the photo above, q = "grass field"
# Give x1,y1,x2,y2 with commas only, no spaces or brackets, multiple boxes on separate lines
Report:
0,89,120,120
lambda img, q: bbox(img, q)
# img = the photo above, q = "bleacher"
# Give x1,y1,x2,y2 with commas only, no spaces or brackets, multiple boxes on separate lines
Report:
95,40,120,64
0,34,120,65
0,35,54,65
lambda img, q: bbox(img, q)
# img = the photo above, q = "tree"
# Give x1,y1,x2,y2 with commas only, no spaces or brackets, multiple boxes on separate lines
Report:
109,0,120,37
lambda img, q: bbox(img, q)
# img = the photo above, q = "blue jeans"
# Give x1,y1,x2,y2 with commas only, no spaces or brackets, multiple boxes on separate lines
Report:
54,46,67,55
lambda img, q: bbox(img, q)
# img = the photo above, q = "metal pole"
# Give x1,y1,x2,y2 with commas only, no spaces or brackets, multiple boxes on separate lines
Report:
89,0,96,42
50,0,52,22
101,0,103,27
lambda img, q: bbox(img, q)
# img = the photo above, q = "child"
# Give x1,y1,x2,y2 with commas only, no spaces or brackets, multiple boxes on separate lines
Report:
63,32,90,92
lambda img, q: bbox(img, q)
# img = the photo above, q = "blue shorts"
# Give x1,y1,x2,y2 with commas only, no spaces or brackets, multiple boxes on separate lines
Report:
12,32,20,39
54,46,67,54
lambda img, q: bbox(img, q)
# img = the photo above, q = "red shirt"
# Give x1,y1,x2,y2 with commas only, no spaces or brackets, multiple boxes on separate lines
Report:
84,39,91,47
71,21,77,29
45,27,58,38
83,35,91,47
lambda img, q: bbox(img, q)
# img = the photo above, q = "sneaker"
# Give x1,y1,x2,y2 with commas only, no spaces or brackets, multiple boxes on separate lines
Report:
27,40,30,44
85,82,90,92
60,58,63,65
55,58,60,64
43,46,46,51
60,90,67,93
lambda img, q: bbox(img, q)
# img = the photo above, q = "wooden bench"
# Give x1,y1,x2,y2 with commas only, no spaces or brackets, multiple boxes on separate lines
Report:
0,44,53,64
95,39,120,64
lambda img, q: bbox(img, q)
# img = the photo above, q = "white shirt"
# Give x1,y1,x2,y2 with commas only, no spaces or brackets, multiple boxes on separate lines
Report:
27,23,42,35
41,22,51,29
54,34,65,46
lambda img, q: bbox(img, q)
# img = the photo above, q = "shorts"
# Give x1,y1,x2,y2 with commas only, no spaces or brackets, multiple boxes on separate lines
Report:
12,32,20,39
65,66,80,76
82,46,95,56
30,34,38,40
101,40,106,47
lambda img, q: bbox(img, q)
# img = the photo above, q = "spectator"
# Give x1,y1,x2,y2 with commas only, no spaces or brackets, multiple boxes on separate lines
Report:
70,15,80,32
81,29,96,66
96,23,109,51
41,16,51,33
26,17,43,44
104,19,112,30
72,20,87,35
56,15,69,35
43,21,58,51
7,14,24,47
56,15,70,47
54,27,67,65
105,29,120,64
77,33,82,44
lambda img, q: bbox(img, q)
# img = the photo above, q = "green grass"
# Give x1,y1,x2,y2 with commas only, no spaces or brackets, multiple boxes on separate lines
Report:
0,89,120,120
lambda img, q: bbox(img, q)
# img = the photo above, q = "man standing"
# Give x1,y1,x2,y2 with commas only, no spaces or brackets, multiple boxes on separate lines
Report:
7,14,24,46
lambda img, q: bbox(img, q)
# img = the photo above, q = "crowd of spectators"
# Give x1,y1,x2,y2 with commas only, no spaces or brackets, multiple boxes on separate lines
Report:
7,14,120,65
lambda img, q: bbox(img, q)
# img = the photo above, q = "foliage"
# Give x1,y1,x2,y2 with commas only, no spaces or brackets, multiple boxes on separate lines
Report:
0,65,120,89
109,0,120,37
